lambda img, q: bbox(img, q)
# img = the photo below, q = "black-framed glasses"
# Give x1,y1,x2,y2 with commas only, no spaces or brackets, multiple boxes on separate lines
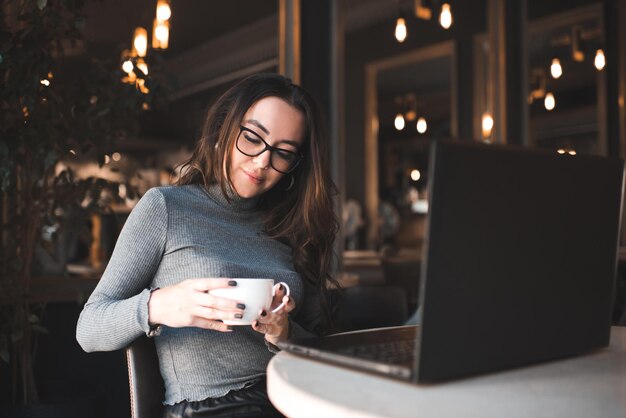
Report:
236,125,304,174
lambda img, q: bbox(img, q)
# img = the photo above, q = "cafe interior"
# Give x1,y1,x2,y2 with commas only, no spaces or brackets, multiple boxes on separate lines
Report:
2,0,626,416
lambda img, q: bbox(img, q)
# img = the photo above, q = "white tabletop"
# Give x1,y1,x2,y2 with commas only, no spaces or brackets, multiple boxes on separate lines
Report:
267,326,626,418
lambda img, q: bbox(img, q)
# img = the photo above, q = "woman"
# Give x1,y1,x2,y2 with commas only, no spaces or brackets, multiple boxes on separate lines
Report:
76,73,339,417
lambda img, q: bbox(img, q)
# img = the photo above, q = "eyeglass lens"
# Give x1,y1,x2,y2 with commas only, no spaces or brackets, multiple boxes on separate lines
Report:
237,127,301,173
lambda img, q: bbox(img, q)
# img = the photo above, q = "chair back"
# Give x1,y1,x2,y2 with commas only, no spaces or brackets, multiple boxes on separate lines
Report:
126,336,164,418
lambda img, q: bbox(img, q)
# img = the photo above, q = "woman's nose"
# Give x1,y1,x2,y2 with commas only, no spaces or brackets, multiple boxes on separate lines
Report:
252,150,271,169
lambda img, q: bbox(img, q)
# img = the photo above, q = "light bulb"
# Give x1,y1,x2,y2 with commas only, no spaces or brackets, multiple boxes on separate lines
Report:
481,112,494,138
594,49,605,71
152,19,170,49
122,59,134,74
416,117,427,134
156,0,171,21
394,113,405,130
544,92,556,111
133,27,148,58
136,59,148,76
395,18,407,43
439,3,453,29
550,58,562,79
410,169,421,181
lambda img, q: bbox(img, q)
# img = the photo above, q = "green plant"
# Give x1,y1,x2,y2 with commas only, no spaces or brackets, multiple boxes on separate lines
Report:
0,0,169,405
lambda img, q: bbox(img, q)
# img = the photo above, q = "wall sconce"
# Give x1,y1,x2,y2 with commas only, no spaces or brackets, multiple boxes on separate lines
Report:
550,24,605,72
394,0,454,42
528,68,547,103
414,0,432,20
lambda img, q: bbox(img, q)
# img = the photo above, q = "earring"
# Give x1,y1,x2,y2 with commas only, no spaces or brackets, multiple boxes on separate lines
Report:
283,175,295,191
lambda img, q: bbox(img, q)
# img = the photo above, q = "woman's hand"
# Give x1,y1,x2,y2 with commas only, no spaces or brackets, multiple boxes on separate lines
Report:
252,284,296,345
148,278,245,333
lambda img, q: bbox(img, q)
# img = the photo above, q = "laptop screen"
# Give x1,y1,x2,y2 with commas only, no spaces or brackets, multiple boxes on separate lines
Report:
416,140,624,381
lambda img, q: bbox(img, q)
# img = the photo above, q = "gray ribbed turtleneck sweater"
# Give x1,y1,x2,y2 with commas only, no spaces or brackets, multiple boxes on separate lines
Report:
76,184,320,404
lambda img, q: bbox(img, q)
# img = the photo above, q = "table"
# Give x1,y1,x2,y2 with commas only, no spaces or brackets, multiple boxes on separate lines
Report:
267,327,626,418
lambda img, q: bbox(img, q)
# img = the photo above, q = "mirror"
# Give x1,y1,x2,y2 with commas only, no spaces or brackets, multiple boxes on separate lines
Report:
363,40,456,250
527,4,606,156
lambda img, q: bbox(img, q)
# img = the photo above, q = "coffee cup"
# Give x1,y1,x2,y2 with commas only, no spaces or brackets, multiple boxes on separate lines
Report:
209,278,290,325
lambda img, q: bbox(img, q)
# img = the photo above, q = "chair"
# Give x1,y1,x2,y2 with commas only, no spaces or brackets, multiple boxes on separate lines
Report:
125,336,165,418
381,255,421,314
334,285,409,331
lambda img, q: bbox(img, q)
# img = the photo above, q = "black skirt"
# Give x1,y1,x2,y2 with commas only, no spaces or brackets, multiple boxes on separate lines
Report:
163,379,285,418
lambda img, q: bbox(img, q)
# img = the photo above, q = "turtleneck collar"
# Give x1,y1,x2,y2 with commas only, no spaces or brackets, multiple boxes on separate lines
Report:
199,182,260,212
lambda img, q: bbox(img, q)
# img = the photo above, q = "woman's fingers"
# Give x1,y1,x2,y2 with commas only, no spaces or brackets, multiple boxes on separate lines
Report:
189,278,238,292
192,318,233,333
194,306,244,322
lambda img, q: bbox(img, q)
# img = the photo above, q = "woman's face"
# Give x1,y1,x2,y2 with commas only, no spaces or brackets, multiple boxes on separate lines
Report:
228,96,305,199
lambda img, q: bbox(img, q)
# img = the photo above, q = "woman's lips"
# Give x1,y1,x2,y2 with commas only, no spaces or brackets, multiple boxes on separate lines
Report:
243,169,264,184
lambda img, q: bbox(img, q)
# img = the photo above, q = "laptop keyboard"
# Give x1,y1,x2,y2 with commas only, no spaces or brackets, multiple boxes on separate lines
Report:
336,339,416,364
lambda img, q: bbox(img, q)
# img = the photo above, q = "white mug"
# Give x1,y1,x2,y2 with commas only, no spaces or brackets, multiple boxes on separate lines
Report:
209,278,291,325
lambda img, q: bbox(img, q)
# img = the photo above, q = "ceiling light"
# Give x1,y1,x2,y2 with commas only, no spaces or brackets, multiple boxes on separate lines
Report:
544,92,556,111
550,58,562,79
394,114,405,130
439,3,453,29
482,112,494,139
594,49,605,71
156,0,171,21
132,27,148,58
395,17,407,43
416,117,427,134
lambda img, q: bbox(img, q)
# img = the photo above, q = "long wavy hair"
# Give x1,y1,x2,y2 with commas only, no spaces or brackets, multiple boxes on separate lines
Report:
177,73,339,333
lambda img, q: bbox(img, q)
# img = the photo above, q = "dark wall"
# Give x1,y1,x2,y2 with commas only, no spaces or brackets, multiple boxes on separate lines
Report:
344,2,487,206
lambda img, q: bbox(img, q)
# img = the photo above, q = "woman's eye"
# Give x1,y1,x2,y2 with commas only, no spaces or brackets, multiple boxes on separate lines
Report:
276,150,296,161
244,134,262,144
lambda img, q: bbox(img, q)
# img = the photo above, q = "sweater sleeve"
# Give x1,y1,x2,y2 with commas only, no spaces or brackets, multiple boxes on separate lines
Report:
76,188,167,352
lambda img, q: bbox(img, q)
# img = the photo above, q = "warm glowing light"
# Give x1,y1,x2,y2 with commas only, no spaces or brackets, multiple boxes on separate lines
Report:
395,18,407,43
405,110,417,121
481,112,494,138
156,0,171,21
557,149,566,154
594,49,605,71
69,149,77,155
568,150,576,155
439,3,453,29
410,169,421,181
136,59,148,76
104,155,111,164
394,113,405,130
416,117,427,134
137,78,150,94
544,92,555,111
153,19,170,49
112,152,122,162
122,59,134,73
132,27,148,57
550,58,562,79
40,79,50,86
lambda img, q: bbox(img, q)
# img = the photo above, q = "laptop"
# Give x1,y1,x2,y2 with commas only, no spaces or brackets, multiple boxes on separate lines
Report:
278,139,625,383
